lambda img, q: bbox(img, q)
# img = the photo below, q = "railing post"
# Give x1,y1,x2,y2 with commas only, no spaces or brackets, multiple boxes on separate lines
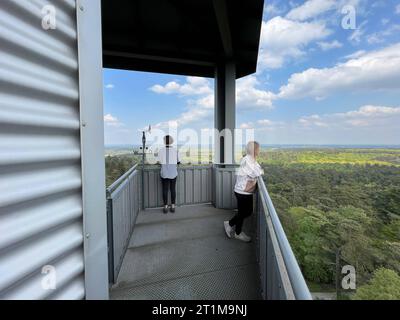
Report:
106,191,115,284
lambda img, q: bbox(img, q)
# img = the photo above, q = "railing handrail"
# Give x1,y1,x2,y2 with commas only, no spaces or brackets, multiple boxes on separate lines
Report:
257,176,313,300
213,163,240,166
107,163,139,197
142,164,213,170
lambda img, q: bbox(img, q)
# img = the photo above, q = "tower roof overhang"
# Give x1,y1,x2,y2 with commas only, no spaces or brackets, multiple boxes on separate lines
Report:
101,0,264,79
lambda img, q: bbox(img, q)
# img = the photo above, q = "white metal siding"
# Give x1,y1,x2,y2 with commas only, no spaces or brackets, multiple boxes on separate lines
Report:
213,166,237,209
0,0,85,299
143,166,213,208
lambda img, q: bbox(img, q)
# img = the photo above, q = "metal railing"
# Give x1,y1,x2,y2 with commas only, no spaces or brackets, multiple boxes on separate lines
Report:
106,164,140,284
256,176,312,300
212,164,238,209
105,163,312,299
142,165,213,208
142,164,239,209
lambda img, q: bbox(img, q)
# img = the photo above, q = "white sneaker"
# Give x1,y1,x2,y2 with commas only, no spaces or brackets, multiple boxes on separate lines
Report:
224,221,234,238
234,232,251,242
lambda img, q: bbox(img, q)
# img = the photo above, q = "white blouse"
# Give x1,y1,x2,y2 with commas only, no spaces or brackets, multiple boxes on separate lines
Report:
234,155,264,195
157,146,180,179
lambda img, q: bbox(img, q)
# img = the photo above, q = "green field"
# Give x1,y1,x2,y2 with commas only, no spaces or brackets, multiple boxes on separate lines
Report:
260,148,400,167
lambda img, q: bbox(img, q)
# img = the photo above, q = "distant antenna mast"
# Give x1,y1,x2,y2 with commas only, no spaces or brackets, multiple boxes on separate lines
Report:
141,125,151,209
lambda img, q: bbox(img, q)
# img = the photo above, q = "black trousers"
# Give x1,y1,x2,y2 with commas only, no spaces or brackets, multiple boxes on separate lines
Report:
229,192,253,235
161,178,177,205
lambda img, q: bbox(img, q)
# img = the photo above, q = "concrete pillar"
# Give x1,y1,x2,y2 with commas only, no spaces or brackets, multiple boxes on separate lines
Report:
214,61,236,164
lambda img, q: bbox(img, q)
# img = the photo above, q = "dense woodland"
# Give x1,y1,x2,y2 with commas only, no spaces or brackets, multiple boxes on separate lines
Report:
261,162,400,298
105,153,140,186
105,148,400,299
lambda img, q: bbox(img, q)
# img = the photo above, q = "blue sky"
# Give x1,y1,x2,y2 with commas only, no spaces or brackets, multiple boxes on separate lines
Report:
103,0,400,146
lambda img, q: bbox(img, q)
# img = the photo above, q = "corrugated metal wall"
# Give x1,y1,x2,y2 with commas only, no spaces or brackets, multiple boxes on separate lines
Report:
0,0,85,299
213,166,238,209
143,166,213,208
177,166,212,205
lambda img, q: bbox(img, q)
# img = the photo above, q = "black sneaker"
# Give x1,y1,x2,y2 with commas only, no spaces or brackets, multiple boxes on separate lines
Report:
170,204,176,213
163,206,168,214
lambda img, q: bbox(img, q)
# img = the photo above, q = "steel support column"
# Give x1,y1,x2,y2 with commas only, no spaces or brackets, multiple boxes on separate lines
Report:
214,61,236,164
77,0,109,299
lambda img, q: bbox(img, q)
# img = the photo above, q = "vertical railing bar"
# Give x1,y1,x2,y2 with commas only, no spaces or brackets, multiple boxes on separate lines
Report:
106,195,115,284
192,168,195,204
177,168,181,206
200,168,203,203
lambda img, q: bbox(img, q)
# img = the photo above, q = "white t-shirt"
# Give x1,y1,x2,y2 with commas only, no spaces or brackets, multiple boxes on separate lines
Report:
234,155,264,195
158,146,180,179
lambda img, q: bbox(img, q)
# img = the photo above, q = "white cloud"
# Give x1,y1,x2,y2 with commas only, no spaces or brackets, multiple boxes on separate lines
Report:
152,104,213,130
348,20,368,44
149,77,215,129
286,104,400,145
298,105,400,129
150,76,212,96
264,3,285,16
152,81,276,129
286,0,335,21
367,24,400,45
278,43,400,100
285,0,366,22
242,104,399,145
396,4,400,14
318,40,343,51
104,114,123,127
257,119,285,131
259,16,331,69
193,94,214,109
239,119,284,131
149,77,212,129
337,0,366,15
257,119,274,126
236,76,275,109
343,50,366,59
176,107,211,126
298,114,329,127
366,33,384,45
240,122,254,129
149,74,276,130
356,105,400,116
105,84,114,89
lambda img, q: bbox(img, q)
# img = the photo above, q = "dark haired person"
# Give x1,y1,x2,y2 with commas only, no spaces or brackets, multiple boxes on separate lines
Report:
224,141,263,242
158,135,180,213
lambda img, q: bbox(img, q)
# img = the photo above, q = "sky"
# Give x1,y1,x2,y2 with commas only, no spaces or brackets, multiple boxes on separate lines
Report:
103,0,400,146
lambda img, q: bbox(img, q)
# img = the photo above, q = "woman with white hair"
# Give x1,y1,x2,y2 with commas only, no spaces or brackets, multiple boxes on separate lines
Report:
224,141,263,242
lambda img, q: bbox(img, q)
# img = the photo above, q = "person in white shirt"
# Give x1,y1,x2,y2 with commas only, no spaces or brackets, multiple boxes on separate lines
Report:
224,141,264,242
157,135,180,213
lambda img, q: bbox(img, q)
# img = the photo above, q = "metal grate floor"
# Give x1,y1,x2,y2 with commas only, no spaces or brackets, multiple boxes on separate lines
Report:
110,204,261,300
